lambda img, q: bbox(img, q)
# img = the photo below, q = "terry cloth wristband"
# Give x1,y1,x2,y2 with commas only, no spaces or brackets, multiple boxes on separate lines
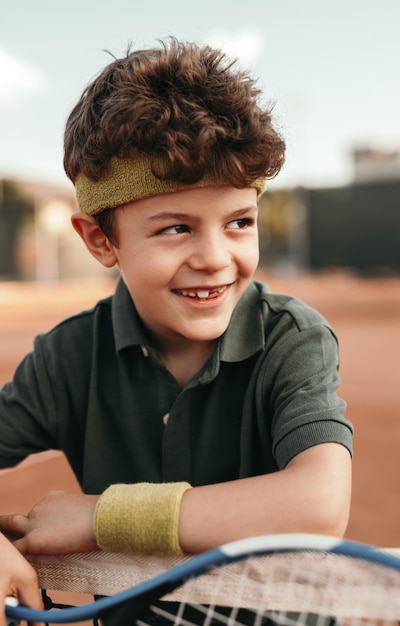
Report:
93,482,192,555
75,152,266,216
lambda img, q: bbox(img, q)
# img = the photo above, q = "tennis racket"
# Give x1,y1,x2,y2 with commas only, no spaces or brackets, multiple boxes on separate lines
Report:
5,533,400,626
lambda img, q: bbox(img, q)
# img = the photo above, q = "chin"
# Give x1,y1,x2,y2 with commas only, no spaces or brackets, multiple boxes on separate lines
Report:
181,325,228,342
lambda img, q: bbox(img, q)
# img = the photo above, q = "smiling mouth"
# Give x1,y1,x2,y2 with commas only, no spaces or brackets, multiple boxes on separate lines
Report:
173,285,228,300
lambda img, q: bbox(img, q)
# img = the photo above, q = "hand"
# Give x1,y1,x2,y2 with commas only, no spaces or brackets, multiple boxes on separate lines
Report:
0,490,99,556
0,532,43,626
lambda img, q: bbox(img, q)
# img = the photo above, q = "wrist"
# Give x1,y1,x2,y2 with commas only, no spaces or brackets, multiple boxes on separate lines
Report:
93,482,192,555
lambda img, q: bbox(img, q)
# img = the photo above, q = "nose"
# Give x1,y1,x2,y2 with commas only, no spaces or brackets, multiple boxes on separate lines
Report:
188,230,231,272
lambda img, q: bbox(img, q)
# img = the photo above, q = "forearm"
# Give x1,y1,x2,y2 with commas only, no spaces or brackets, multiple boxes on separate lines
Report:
178,443,352,553
0,444,351,557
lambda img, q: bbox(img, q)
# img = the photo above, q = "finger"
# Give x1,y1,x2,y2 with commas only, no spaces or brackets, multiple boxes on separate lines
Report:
0,591,8,626
0,515,28,539
12,537,29,556
1,594,21,626
4,613,45,626
15,577,44,624
1,571,44,626
0,587,44,626
14,531,68,557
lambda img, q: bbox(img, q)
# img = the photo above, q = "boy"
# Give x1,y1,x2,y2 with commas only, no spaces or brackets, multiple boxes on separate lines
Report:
0,38,352,568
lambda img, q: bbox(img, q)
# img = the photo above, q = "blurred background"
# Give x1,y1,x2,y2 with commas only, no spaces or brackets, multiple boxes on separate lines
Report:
1,0,400,281
1,0,399,556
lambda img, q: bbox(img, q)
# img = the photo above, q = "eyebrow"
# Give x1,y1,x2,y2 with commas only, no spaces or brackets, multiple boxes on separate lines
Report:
146,212,193,223
145,206,258,223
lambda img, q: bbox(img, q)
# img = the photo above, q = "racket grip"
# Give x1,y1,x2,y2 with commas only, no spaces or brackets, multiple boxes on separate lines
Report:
5,596,20,626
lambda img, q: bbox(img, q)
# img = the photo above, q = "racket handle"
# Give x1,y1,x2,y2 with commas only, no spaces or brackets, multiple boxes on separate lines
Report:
5,596,20,626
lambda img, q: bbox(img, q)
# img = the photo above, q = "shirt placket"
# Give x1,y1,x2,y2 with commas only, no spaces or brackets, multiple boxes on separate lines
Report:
161,388,194,483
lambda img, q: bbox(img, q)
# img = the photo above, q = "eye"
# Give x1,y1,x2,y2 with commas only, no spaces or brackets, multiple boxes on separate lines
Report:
227,218,255,230
160,224,190,235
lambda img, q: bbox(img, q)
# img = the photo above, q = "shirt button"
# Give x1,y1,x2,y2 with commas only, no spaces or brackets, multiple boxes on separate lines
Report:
140,345,149,357
162,413,170,425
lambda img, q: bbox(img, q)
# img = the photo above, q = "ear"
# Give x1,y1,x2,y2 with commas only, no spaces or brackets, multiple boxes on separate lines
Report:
71,212,118,268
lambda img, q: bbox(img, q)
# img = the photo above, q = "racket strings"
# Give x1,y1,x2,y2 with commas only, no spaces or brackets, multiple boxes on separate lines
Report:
133,552,400,626
11,545,400,625
137,601,279,626
136,602,340,626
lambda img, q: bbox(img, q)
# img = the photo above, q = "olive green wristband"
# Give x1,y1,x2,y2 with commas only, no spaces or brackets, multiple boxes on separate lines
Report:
93,482,192,555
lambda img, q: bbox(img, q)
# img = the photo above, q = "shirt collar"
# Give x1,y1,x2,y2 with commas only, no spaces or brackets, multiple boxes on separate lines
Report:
219,281,266,362
112,278,266,361
112,279,148,352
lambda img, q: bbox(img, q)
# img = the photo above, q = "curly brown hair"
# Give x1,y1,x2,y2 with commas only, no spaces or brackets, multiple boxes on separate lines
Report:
64,37,285,241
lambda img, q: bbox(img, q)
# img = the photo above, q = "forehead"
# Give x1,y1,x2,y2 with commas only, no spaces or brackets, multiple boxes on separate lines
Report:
117,185,258,221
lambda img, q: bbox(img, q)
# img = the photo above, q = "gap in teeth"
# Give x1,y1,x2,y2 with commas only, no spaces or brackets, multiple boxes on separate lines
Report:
179,286,226,299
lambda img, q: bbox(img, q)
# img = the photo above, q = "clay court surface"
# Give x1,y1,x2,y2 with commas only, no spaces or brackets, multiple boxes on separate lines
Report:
0,271,399,549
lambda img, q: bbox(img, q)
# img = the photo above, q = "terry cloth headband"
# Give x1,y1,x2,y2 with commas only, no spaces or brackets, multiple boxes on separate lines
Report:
75,153,266,216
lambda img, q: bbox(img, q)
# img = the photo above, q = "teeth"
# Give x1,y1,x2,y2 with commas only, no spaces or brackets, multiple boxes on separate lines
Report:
178,286,226,299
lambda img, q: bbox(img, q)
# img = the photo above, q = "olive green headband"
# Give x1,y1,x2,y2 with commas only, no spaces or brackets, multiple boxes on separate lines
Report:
75,153,266,216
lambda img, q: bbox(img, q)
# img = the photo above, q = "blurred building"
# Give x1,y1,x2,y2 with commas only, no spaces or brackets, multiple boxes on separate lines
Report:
260,147,400,276
0,177,112,281
258,188,308,275
0,179,31,280
1,145,400,281
304,148,400,275
352,147,400,183
304,179,400,275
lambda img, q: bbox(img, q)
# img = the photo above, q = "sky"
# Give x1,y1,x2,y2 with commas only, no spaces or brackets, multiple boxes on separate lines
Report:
1,0,399,192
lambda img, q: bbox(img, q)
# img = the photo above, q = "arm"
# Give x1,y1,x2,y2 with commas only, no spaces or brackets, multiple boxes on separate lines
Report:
0,442,351,556
179,442,351,553
0,532,43,626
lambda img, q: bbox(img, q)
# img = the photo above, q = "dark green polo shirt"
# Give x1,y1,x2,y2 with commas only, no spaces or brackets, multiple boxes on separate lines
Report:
0,280,353,494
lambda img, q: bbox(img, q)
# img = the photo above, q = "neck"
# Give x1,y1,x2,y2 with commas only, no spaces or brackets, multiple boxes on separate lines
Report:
157,339,215,387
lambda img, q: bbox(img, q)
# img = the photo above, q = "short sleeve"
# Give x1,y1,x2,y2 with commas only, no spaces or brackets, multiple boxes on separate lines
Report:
262,322,352,468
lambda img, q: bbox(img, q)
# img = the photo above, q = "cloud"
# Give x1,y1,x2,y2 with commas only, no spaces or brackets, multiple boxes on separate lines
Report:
0,48,45,107
205,28,265,64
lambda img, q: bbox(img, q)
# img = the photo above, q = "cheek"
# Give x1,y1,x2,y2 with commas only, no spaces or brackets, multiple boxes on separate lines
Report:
120,252,175,290
241,240,259,274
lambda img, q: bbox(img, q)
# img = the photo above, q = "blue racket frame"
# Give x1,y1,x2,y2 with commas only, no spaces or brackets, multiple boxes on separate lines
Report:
6,534,400,624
